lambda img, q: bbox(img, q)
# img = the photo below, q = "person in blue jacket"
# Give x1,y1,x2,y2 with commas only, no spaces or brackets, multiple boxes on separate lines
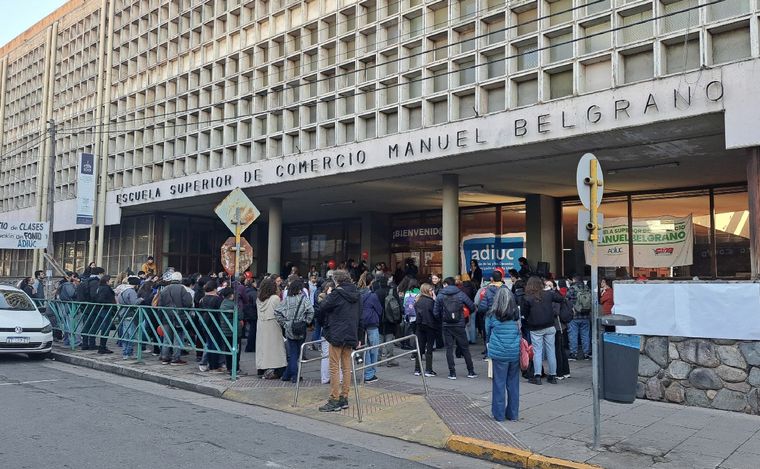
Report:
486,287,521,421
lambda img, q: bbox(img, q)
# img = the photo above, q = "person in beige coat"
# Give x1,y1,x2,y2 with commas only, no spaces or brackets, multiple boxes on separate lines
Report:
256,277,287,378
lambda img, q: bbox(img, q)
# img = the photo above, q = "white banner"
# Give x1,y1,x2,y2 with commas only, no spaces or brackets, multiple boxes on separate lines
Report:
0,221,49,249
76,152,97,225
585,215,693,268
616,283,760,340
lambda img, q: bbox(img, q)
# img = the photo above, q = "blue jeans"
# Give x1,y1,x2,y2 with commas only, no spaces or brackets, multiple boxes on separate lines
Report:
282,338,304,381
122,317,137,357
363,327,380,380
466,311,478,343
312,319,322,343
160,323,183,362
568,318,590,355
492,359,520,421
530,327,557,376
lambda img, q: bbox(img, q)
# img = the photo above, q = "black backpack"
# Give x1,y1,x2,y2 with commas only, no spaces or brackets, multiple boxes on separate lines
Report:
442,294,463,324
384,292,402,323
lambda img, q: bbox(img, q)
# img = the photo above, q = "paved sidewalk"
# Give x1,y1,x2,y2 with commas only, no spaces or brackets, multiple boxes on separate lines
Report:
51,341,760,469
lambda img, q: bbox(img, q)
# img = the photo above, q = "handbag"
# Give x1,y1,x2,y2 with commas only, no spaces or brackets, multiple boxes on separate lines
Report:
520,337,533,371
291,295,308,339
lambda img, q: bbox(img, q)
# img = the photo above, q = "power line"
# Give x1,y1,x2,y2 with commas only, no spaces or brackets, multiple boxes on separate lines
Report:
58,0,606,133
59,0,723,139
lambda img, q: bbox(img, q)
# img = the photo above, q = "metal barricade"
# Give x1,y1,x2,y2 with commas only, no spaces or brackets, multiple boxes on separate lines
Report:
350,334,428,422
37,299,240,381
293,337,328,407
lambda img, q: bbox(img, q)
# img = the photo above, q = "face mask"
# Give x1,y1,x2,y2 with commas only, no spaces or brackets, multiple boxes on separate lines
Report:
544,285,552,291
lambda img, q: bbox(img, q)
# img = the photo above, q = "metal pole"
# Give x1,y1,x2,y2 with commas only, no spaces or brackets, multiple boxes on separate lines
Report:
293,342,306,407
588,159,601,450
352,350,362,422
414,333,428,395
46,119,57,296
231,207,242,381
136,307,143,363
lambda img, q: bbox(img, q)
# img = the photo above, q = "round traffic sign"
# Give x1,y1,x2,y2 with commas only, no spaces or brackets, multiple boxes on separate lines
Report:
576,153,604,210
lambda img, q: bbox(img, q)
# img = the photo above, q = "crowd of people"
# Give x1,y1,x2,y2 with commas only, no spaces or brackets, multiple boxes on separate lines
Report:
27,254,615,422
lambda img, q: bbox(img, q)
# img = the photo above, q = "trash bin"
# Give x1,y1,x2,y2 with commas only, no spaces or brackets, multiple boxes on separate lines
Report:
600,314,639,404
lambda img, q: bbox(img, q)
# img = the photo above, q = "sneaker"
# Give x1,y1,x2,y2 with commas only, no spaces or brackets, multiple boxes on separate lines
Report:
319,399,343,412
467,372,478,379
424,371,437,377
547,375,558,384
556,375,565,381
211,367,227,373
161,360,170,365
338,396,349,409
198,364,209,372
170,359,187,366
365,376,378,384
529,376,542,385
386,362,399,367
563,373,571,379
97,349,113,354
448,373,457,380
413,370,421,376
568,353,578,361
151,352,159,357
122,355,130,360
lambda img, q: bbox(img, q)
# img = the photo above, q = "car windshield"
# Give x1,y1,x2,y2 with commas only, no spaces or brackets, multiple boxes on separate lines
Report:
0,291,36,311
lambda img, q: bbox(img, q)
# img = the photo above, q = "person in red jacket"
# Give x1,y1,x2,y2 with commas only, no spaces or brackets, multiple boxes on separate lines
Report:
600,278,614,315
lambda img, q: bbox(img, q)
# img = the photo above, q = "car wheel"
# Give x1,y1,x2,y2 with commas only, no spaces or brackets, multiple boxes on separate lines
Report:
28,352,51,361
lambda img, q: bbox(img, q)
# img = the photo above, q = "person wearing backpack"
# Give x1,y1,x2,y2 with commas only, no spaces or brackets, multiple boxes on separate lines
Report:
433,277,477,380
477,270,507,345
79,267,104,350
400,277,420,350
358,273,382,383
567,275,591,360
381,278,402,366
521,276,565,385
275,278,315,383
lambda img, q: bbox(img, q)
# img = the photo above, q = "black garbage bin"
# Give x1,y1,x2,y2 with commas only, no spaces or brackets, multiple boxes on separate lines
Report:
600,315,639,404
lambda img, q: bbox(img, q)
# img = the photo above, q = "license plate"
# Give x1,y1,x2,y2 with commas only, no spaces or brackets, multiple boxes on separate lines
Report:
6,337,30,344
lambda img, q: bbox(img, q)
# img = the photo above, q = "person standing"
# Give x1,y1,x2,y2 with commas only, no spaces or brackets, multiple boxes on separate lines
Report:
413,283,439,377
434,277,477,380
314,280,335,384
58,272,80,347
255,278,287,378
275,278,315,383
118,276,143,359
219,287,242,375
94,275,116,354
567,275,591,360
197,281,224,373
79,267,104,350
468,260,483,288
600,278,614,315
486,287,521,422
521,276,565,385
158,272,193,365
141,256,158,277
318,270,363,412
518,257,533,280
243,275,259,353
359,273,382,383
380,278,402,366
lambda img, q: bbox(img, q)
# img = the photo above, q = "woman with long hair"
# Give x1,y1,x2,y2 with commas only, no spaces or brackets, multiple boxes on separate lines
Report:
487,287,521,421
521,276,564,385
275,277,315,383
256,277,286,378
413,283,439,377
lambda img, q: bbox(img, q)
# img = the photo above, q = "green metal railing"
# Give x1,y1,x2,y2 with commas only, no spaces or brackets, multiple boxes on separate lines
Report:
35,299,240,380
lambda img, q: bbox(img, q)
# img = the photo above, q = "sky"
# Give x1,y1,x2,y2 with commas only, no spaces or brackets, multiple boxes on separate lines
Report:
0,0,68,48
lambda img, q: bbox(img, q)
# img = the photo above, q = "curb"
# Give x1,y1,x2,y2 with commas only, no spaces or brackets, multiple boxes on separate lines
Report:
445,435,602,469
50,351,224,398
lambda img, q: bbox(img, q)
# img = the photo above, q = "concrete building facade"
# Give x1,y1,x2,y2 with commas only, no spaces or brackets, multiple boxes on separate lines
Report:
0,0,759,281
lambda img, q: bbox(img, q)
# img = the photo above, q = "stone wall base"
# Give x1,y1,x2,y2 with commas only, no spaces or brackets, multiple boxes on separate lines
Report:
637,336,760,414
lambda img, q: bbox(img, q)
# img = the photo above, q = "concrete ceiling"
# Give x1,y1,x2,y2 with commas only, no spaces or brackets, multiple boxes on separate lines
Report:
122,112,748,224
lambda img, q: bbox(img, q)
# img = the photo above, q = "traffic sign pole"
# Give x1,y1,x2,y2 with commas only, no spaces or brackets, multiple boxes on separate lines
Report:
231,207,242,382
587,158,602,450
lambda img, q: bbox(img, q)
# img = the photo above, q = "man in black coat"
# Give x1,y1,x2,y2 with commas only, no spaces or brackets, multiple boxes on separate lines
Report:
317,269,363,412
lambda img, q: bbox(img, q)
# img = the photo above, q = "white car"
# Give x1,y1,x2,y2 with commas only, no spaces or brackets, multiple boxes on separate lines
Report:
0,285,53,359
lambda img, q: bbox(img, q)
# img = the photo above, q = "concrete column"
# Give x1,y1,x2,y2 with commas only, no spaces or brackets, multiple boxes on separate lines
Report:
267,198,283,275
748,149,760,279
442,174,459,279
526,194,561,276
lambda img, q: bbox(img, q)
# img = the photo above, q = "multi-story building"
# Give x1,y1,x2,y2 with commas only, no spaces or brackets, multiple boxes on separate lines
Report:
0,0,759,281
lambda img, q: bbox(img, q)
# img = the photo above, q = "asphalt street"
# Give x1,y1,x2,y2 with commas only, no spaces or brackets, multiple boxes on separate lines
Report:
0,355,499,469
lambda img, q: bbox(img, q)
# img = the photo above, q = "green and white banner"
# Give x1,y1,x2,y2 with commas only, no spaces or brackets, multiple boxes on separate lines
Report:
585,215,693,268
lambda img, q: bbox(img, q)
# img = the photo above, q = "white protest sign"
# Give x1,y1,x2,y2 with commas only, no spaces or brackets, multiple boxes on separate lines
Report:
0,221,49,249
